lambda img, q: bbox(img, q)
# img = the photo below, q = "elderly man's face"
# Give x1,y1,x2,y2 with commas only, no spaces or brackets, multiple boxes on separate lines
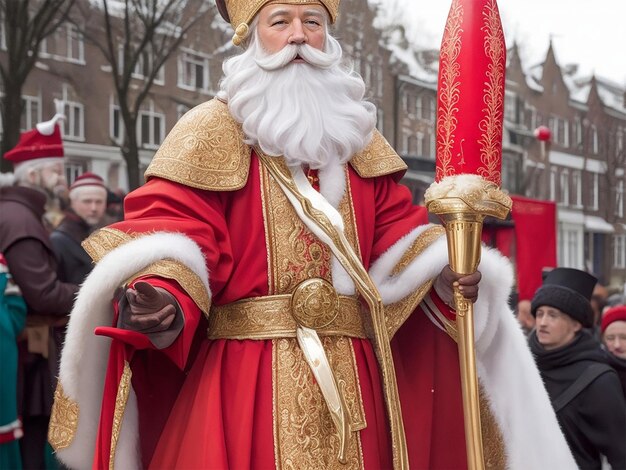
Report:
36,161,66,193
257,3,326,55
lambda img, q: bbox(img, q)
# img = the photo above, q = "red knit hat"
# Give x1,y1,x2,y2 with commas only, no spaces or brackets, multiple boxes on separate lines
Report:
601,305,626,333
69,172,106,192
3,124,64,163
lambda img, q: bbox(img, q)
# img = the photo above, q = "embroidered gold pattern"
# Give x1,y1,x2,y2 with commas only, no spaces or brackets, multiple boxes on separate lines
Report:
129,259,211,315
109,361,132,470
225,0,339,32
382,226,446,337
145,99,251,191
208,294,366,339
436,0,463,181
263,163,332,294
273,338,364,469
82,227,132,262
480,387,507,469
83,228,210,315
48,383,79,451
391,226,446,276
350,130,407,180
478,0,505,186
260,158,368,468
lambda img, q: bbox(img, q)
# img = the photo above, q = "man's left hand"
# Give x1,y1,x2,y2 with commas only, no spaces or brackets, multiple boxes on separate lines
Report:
433,265,481,307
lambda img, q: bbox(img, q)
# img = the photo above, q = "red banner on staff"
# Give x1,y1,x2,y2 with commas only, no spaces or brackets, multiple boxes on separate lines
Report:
510,195,557,300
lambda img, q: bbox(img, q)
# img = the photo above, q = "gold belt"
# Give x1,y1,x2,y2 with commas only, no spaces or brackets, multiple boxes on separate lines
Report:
208,279,367,340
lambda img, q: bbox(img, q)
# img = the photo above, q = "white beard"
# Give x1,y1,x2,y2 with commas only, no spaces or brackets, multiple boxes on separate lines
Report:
217,30,377,169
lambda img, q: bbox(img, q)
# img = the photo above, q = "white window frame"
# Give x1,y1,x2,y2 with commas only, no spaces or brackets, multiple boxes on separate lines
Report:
614,234,626,269
416,132,425,157
616,179,624,217
177,104,190,121
110,99,124,144
559,169,569,206
590,172,599,210
0,10,6,51
558,223,584,269
591,125,599,154
60,84,84,141
118,45,165,85
177,48,211,93
504,91,517,123
550,167,558,201
65,160,86,186
40,23,85,64
21,94,42,131
429,132,436,159
572,170,582,208
376,108,384,134
401,131,409,154
137,100,165,149
524,103,536,130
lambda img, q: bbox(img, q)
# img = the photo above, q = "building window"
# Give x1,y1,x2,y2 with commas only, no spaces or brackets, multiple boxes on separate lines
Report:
110,101,124,144
559,169,569,205
574,117,583,148
504,91,517,123
591,125,599,154
376,108,384,134
119,45,165,84
178,49,211,92
616,179,624,217
524,104,536,130
177,104,190,121
550,167,558,201
590,172,599,210
572,170,582,207
21,95,41,131
60,85,84,141
615,234,626,268
0,10,6,51
65,160,86,186
559,225,583,269
137,101,165,149
40,23,84,63
429,132,436,159
417,132,426,156
415,96,423,120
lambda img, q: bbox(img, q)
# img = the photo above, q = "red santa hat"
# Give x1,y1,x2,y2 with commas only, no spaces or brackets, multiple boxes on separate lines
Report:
69,172,107,199
3,100,65,165
601,305,626,333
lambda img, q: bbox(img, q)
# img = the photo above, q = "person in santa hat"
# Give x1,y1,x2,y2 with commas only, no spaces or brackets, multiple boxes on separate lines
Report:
0,102,79,469
601,305,626,397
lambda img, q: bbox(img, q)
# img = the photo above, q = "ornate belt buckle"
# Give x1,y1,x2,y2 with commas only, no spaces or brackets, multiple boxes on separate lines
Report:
290,278,339,329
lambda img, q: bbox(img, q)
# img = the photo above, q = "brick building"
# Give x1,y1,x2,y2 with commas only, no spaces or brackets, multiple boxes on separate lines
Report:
1,1,624,287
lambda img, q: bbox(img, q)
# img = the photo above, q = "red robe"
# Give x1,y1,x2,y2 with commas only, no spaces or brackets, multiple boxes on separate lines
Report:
91,153,465,469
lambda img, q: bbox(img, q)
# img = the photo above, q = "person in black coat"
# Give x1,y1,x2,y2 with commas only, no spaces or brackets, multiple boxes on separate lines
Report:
50,172,107,285
529,268,626,470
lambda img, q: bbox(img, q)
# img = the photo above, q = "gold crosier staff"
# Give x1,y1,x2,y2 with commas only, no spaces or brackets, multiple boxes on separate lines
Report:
424,0,511,468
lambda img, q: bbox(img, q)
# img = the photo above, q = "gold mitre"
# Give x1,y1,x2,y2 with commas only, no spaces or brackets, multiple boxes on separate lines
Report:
216,0,340,46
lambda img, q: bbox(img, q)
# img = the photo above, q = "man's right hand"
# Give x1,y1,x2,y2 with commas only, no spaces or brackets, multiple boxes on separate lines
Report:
122,281,177,333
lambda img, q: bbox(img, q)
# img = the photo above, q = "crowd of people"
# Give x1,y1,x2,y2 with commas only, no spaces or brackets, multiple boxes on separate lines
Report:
0,113,124,469
0,0,625,468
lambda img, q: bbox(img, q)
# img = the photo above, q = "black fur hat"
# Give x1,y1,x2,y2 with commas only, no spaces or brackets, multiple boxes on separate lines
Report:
531,267,597,328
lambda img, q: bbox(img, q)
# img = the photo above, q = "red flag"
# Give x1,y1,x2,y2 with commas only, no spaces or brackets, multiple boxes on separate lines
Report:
436,0,506,187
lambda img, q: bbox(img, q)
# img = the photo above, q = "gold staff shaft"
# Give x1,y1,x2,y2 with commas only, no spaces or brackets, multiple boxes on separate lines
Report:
443,212,485,470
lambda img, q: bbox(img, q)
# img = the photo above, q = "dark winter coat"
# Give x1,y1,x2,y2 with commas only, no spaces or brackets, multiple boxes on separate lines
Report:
605,350,626,399
0,185,78,417
50,210,95,285
530,330,626,470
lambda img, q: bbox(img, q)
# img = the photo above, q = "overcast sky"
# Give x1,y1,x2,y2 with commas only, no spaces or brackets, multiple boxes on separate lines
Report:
377,0,626,85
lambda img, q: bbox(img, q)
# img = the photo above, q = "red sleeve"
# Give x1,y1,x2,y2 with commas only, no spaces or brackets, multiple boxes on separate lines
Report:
111,177,234,298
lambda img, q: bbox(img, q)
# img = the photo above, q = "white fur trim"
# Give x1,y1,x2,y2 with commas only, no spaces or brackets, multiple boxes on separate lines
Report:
317,161,355,295
0,172,16,187
56,232,209,470
370,229,576,468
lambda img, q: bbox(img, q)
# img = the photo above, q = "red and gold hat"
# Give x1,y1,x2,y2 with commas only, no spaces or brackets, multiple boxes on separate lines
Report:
216,0,340,46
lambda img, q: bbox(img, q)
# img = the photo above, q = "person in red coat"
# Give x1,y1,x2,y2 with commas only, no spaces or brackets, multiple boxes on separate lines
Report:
51,2,575,469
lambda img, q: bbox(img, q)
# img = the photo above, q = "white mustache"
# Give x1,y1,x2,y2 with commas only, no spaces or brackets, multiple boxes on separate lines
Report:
255,41,341,71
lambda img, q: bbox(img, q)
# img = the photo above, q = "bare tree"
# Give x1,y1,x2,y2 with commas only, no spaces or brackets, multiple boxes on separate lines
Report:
75,0,212,190
0,0,76,172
